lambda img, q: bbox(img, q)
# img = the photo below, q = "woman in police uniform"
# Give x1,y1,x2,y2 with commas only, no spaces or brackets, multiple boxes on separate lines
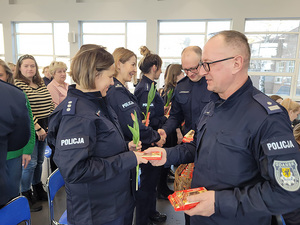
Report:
47,45,147,225
134,46,167,225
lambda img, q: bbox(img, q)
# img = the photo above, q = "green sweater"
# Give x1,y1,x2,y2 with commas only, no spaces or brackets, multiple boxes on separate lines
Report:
6,93,35,160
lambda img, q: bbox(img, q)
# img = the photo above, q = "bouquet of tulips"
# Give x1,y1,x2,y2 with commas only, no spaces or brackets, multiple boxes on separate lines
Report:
128,110,140,190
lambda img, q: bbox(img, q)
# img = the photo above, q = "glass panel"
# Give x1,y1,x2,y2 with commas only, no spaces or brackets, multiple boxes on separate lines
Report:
207,21,231,38
54,23,70,55
16,23,52,33
296,67,300,96
249,60,295,73
159,21,206,33
250,75,292,96
127,22,147,56
245,20,300,32
82,22,125,34
0,24,4,54
31,56,54,68
83,34,125,54
17,35,53,55
247,34,298,58
159,35,205,57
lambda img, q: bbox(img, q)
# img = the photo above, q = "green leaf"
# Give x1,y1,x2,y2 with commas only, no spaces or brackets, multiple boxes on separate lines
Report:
165,88,174,107
145,82,156,120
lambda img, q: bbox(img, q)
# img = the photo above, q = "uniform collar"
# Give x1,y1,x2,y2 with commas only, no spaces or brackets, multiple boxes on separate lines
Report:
68,84,103,100
211,77,252,107
142,75,157,86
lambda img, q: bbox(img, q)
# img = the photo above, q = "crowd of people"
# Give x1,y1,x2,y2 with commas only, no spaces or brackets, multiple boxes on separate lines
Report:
1,30,300,225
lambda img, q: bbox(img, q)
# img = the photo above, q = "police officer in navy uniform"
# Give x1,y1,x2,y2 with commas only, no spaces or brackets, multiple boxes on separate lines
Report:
106,47,165,147
134,46,167,225
0,80,30,207
159,46,212,140
47,45,148,225
146,30,300,225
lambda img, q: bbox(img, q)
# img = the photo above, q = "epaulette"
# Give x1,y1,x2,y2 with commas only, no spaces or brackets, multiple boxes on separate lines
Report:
177,75,188,84
62,97,77,116
253,92,282,114
115,83,123,88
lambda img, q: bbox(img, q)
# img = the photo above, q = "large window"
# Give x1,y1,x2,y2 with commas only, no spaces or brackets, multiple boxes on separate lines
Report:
245,19,300,98
0,24,4,60
158,20,231,85
13,22,70,82
81,21,146,90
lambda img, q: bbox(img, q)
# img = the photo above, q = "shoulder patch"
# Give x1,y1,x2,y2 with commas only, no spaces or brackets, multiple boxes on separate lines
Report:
261,135,299,156
253,93,282,114
273,160,300,192
62,97,77,116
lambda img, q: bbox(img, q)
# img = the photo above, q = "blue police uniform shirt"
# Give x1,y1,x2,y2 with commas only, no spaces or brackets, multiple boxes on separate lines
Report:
106,77,160,145
134,75,166,131
165,77,300,225
47,85,137,225
162,76,211,136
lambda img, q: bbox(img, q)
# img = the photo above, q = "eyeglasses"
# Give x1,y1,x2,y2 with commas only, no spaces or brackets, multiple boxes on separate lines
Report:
181,64,200,74
200,57,235,72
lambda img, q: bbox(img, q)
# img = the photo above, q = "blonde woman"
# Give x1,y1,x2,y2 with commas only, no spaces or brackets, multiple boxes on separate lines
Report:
47,61,69,108
281,98,300,122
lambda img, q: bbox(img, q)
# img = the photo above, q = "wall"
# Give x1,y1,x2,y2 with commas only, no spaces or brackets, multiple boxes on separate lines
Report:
0,0,300,62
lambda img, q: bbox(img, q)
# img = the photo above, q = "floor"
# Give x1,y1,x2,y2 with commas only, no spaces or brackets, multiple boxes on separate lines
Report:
30,162,185,225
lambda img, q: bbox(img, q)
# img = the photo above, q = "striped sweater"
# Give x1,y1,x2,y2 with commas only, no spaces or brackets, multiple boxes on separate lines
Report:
14,79,54,124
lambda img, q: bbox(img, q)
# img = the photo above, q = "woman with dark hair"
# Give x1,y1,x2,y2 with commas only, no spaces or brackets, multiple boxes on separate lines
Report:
134,46,167,225
14,54,54,211
47,45,147,225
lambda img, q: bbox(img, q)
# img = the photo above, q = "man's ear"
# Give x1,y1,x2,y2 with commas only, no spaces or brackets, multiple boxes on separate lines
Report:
152,65,157,72
232,55,243,74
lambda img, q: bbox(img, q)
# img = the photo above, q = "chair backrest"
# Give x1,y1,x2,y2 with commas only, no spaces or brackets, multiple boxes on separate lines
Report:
0,196,31,225
47,168,65,225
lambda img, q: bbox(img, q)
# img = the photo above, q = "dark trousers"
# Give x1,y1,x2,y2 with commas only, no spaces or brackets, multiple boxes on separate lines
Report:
135,163,160,225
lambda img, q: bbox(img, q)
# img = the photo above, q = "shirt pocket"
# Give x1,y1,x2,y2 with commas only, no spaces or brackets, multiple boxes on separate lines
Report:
177,93,189,105
215,131,256,183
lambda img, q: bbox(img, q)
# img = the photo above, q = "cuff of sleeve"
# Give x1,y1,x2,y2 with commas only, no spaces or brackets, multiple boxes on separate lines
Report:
215,190,236,217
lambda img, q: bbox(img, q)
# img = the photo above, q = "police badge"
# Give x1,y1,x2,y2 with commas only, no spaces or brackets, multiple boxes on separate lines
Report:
273,160,300,191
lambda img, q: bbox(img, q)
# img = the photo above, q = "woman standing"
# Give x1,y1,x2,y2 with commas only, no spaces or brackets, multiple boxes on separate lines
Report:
47,45,147,225
14,55,54,210
134,46,167,225
47,61,69,108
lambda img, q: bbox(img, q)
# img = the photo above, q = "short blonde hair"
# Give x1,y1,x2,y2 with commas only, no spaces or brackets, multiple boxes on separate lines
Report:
69,45,114,89
281,98,300,113
49,61,67,76
293,123,300,143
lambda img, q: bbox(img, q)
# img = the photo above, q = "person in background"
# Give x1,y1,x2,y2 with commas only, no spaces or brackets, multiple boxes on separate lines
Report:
0,60,35,204
15,54,54,211
42,66,52,86
156,64,185,200
7,62,16,77
158,46,211,225
47,45,147,225
281,98,300,125
146,30,300,225
270,94,283,104
134,46,167,225
47,61,69,108
0,80,30,208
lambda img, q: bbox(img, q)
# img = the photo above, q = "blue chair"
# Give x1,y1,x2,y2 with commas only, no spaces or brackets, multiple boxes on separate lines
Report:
44,145,52,177
0,196,31,225
46,169,67,225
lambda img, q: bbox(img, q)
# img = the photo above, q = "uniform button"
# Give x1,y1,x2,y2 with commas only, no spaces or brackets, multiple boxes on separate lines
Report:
66,108,71,112
267,101,272,105
67,104,72,107
68,101,72,104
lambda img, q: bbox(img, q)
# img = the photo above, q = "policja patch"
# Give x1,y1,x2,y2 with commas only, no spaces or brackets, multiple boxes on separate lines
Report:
273,160,300,191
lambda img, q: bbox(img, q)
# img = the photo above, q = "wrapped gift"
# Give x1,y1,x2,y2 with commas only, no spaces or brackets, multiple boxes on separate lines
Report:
141,151,162,160
168,187,207,211
182,130,195,143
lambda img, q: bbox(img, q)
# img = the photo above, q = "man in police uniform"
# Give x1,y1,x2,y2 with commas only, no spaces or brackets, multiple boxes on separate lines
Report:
0,80,30,207
159,46,211,139
146,30,300,225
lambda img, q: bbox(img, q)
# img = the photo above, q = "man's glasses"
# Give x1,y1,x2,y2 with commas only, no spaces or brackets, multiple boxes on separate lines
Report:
181,64,200,74
200,57,234,72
